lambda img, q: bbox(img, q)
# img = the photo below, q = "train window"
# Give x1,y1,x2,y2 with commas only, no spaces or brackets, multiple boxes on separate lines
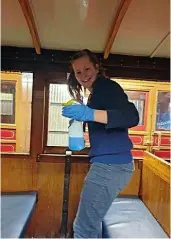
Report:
0,72,33,154
125,90,146,126
47,84,71,146
156,91,170,131
1,80,16,124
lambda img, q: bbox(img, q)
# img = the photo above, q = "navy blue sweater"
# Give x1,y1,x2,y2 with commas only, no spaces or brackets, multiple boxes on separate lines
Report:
87,76,139,164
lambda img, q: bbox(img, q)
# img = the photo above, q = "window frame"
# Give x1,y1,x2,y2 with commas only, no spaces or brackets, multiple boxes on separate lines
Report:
43,79,68,152
1,71,34,157
42,76,89,155
124,90,149,131
155,90,170,132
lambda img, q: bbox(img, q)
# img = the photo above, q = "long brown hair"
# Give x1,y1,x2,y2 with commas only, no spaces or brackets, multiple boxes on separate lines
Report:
68,49,105,101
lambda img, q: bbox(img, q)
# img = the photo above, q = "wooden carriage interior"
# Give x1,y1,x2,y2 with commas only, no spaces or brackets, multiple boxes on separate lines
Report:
1,0,170,238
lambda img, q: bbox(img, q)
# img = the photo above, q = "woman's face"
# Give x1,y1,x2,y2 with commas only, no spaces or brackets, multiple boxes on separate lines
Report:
72,56,99,90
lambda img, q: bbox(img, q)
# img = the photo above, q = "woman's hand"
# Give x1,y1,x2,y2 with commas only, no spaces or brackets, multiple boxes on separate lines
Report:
62,104,95,122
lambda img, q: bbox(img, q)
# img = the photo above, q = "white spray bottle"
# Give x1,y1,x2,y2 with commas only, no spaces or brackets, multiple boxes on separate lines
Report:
63,99,85,151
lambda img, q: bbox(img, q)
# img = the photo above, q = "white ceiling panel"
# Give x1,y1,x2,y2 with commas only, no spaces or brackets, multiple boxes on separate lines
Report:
1,0,170,58
1,0,33,47
110,0,170,56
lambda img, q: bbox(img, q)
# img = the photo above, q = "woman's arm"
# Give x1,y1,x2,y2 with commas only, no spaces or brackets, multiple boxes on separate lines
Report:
62,78,139,128
92,79,139,128
94,110,107,124
62,102,139,128
94,102,139,128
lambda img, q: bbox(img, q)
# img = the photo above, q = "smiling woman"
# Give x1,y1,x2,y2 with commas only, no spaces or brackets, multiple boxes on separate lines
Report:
68,49,105,100
1,0,170,237
72,56,98,90
62,49,139,238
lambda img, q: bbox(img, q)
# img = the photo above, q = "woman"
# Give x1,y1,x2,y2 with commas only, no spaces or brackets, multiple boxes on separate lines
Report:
62,49,139,238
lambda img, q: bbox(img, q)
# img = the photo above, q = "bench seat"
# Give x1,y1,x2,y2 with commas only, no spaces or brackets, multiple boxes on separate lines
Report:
1,191,37,238
102,196,168,238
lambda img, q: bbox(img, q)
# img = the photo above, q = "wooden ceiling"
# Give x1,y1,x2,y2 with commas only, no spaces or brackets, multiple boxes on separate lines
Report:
1,0,170,58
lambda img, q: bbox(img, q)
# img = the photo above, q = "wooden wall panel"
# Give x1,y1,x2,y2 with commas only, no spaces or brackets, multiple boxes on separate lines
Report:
141,152,170,236
26,162,65,238
1,158,33,191
1,157,141,238
67,163,89,233
30,72,45,158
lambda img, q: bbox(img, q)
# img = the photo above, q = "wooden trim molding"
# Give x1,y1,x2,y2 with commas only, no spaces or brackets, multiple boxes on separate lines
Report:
104,0,132,59
1,46,170,81
18,0,41,54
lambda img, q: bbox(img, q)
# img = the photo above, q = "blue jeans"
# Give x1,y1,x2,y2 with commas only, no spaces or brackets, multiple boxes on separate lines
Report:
73,161,134,238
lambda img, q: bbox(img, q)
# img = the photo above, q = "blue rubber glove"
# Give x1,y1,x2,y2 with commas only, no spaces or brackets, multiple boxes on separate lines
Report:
62,104,95,122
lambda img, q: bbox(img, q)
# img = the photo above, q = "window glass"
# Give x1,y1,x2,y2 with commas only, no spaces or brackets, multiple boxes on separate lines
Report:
125,90,146,126
0,72,33,153
156,91,170,131
47,84,71,146
1,80,16,124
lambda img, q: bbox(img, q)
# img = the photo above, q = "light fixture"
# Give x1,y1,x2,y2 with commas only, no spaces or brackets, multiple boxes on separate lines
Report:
80,0,89,20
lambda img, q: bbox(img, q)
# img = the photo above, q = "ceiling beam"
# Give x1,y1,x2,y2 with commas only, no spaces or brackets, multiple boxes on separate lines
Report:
150,32,170,58
18,0,41,54
2,46,170,82
104,0,132,59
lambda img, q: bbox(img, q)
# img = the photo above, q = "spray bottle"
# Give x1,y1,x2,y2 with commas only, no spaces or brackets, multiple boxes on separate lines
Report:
62,99,85,151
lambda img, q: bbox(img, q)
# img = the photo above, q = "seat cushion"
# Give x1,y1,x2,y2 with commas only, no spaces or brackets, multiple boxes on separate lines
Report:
102,196,168,238
1,191,37,238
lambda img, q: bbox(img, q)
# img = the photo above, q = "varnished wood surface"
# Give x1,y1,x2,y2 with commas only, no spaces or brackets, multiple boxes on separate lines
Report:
26,162,65,238
141,151,170,236
1,158,33,191
1,155,142,237
143,152,170,183
67,163,89,233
